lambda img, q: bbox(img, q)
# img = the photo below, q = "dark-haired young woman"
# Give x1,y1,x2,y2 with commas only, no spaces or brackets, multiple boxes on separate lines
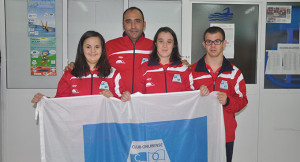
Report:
134,27,194,94
32,31,125,103
121,27,209,103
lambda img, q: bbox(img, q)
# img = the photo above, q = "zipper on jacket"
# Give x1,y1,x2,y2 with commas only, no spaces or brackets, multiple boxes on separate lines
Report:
213,72,221,91
132,43,136,93
130,36,142,93
163,64,171,93
164,69,168,93
91,73,94,95
208,72,216,91
213,78,216,91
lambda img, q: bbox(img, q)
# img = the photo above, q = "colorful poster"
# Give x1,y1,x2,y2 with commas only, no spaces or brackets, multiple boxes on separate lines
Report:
267,6,292,23
30,37,56,76
27,0,55,37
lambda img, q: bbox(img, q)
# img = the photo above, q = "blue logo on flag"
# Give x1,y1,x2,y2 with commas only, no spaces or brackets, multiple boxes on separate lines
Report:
130,152,147,162
148,149,166,161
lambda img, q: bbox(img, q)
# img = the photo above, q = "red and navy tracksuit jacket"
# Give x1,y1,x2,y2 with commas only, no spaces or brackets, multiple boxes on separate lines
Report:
191,55,248,143
106,34,153,93
55,68,124,98
135,60,194,94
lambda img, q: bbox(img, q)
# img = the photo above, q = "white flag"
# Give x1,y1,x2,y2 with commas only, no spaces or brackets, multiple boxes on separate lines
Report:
36,90,226,162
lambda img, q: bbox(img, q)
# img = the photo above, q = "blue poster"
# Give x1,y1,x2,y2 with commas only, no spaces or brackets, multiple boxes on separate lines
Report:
27,0,55,37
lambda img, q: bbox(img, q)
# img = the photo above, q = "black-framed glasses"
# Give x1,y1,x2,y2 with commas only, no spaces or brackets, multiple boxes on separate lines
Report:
204,39,224,45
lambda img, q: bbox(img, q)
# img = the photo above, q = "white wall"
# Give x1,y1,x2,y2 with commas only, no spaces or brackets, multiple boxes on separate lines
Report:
2,90,55,162
233,91,260,162
1,0,300,162
259,91,300,161
1,0,4,161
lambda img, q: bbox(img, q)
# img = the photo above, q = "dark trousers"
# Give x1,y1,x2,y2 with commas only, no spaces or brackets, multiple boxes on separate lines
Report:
226,141,234,162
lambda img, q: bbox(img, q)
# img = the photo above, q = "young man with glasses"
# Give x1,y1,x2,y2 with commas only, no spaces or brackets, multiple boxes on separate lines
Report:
191,26,248,162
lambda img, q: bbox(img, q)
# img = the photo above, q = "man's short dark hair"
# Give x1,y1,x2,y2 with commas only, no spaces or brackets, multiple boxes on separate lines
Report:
203,26,225,41
123,7,144,22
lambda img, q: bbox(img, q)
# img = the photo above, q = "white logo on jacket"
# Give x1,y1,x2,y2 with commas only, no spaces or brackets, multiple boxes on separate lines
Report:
72,89,79,94
99,81,109,90
172,74,182,83
116,60,125,64
146,82,155,87
141,58,149,64
220,80,228,90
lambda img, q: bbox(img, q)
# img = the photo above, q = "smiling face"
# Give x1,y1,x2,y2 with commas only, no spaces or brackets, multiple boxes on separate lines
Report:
155,32,174,62
202,32,226,59
123,9,145,43
83,36,102,70
42,50,49,56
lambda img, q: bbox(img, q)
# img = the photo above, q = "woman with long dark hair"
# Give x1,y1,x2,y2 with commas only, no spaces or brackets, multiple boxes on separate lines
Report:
32,31,125,103
121,27,209,101
122,27,194,100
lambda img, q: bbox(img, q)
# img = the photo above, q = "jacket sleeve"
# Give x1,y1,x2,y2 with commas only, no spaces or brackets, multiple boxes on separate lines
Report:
224,71,248,113
55,71,72,98
183,67,195,91
111,71,124,98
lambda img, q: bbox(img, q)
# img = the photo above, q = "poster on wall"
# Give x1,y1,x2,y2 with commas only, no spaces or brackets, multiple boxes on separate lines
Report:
27,0,56,37
30,37,57,76
210,23,235,59
265,44,300,75
266,5,292,23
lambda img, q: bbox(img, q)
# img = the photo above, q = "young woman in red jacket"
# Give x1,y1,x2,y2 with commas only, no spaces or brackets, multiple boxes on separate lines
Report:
121,27,209,101
32,31,126,103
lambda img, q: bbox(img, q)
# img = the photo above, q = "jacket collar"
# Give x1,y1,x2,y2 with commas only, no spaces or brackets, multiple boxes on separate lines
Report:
122,32,145,44
195,54,233,74
123,31,145,37
148,59,182,66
